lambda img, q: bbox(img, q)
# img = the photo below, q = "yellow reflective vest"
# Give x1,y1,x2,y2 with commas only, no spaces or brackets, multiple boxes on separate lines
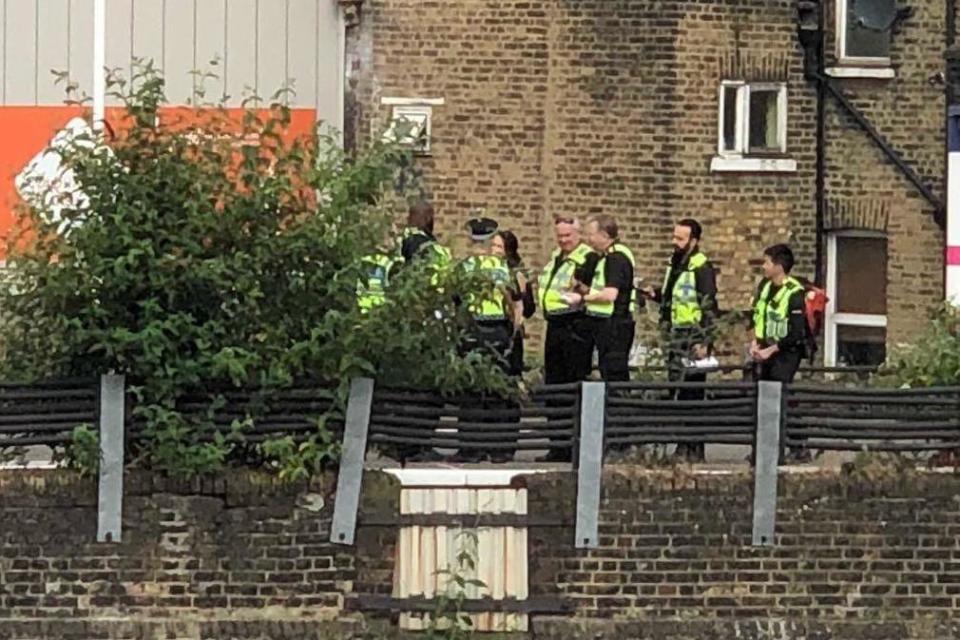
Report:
356,253,395,313
461,254,510,321
586,243,637,318
538,243,592,318
753,276,804,341
662,252,709,328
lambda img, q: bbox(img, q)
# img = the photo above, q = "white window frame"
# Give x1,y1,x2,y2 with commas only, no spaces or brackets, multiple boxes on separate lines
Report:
836,0,893,67
824,230,888,367
712,81,794,173
716,81,788,158
385,105,433,154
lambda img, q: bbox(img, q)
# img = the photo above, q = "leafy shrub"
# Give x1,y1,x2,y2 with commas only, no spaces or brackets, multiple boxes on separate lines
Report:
0,63,508,476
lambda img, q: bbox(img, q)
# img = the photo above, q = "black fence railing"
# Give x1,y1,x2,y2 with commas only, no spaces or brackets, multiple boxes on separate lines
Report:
0,378,98,449
605,381,757,448
131,384,343,444
784,384,960,452
367,384,579,454
1,377,958,458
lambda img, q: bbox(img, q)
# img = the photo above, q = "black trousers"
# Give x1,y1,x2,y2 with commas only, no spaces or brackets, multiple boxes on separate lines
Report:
666,329,707,461
508,329,524,376
543,315,592,461
464,319,514,371
757,350,802,384
590,317,635,382
462,320,516,461
544,315,593,385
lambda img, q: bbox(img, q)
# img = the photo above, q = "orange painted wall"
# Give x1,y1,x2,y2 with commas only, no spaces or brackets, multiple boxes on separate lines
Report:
0,106,318,257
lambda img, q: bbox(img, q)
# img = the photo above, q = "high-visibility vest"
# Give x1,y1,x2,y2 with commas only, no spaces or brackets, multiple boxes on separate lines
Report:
538,243,592,318
662,252,709,328
753,276,804,341
462,255,510,321
399,226,451,266
356,253,395,312
398,226,452,290
585,243,637,318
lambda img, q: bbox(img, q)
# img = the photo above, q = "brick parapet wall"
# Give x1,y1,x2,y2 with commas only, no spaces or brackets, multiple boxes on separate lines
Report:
3,468,960,639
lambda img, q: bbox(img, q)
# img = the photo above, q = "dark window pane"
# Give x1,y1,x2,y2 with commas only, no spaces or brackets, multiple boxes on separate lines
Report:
722,86,738,152
748,90,779,152
836,236,887,314
837,324,886,367
845,0,893,58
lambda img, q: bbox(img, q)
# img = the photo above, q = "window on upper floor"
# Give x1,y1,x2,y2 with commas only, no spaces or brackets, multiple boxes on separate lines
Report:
838,0,894,63
711,81,795,173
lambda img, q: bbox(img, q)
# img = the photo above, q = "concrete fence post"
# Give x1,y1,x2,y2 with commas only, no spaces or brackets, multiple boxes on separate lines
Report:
97,373,126,543
752,380,783,547
575,381,606,549
330,377,375,546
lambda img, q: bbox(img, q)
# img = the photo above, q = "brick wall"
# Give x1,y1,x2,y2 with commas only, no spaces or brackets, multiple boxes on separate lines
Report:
349,0,947,356
528,470,960,638
3,468,960,638
0,470,397,640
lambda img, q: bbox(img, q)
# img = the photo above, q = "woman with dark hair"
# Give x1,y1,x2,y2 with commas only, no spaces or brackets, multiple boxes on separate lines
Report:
492,230,536,375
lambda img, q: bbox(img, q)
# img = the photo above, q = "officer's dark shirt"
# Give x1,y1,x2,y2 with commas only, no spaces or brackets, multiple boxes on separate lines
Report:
401,229,436,263
580,250,634,320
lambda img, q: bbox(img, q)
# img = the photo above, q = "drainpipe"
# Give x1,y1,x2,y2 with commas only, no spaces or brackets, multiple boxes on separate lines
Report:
814,0,826,286
797,1,826,285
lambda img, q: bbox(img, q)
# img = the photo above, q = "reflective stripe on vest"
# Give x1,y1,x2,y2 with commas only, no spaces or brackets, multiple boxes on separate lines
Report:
586,243,636,318
538,243,591,318
662,252,709,328
463,254,510,321
357,253,395,312
753,276,803,341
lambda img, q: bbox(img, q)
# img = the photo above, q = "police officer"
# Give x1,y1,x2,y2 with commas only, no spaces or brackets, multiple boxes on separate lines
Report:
356,252,396,313
538,216,593,385
751,244,806,384
460,217,516,371
399,200,451,268
459,217,519,462
566,215,636,381
643,218,719,461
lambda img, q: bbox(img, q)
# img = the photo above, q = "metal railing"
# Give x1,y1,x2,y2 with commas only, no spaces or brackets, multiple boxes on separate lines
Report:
1,375,958,548
0,378,98,449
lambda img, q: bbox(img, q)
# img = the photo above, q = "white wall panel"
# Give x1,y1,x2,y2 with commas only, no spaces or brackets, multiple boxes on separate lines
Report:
6,0,37,104
194,0,226,103
2,0,341,130
224,0,256,104
163,0,196,102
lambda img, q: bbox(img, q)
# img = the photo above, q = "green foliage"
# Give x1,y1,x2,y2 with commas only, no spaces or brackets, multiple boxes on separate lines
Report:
62,424,100,476
260,426,340,484
427,530,487,640
887,303,960,387
0,62,508,477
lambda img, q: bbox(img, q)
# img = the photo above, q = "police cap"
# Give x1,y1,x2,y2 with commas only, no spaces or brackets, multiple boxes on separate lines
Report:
466,217,499,242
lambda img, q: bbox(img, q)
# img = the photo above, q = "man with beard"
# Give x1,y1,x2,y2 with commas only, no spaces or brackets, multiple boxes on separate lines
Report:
643,219,719,462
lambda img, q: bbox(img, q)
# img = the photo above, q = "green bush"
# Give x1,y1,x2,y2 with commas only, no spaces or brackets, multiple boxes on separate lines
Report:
0,63,508,477
888,303,960,387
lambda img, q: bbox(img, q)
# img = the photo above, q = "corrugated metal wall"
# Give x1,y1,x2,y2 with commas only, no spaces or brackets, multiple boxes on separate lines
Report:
0,0,341,127
394,487,530,633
